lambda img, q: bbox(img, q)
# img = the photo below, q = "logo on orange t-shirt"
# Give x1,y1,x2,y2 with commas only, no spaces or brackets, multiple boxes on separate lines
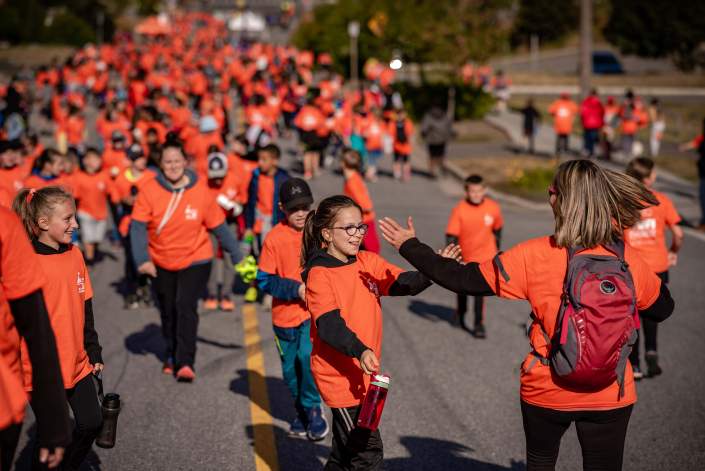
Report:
185,205,198,220
77,272,85,293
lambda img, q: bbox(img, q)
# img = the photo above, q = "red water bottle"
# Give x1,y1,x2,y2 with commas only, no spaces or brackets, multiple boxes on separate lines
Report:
357,374,390,430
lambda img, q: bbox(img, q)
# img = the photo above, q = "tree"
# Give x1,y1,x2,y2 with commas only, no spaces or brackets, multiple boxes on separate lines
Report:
512,0,580,47
604,0,705,71
0,0,46,44
291,0,511,77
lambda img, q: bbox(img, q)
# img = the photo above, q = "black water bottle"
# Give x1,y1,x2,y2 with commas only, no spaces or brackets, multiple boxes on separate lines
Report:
96,393,121,449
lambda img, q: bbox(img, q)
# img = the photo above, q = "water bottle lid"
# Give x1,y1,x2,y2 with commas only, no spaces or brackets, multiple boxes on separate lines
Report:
102,392,121,408
371,374,390,388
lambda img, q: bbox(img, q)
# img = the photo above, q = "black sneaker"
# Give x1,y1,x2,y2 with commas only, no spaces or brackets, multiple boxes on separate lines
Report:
645,351,662,377
138,285,154,308
473,325,486,339
125,294,139,310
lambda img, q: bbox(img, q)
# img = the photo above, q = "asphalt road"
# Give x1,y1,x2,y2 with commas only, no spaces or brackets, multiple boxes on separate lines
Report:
11,133,705,471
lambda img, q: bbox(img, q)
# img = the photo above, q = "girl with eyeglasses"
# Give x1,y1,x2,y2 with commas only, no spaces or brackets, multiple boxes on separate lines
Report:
300,195,460,470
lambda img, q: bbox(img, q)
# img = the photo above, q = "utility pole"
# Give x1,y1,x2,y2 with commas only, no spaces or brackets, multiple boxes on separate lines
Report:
580,0,592,98
348,21,359,89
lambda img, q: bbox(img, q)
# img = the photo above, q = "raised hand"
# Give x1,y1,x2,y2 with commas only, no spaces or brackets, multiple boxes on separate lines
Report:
378,217,416,249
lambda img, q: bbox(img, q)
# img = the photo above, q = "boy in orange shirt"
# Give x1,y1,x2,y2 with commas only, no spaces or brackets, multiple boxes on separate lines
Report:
256,178,329,440
243,144,291,302
548,92,579,155
74,148,113,270
445,175,503,337
341,149,380,254
388,108,414,182
623,157,683,379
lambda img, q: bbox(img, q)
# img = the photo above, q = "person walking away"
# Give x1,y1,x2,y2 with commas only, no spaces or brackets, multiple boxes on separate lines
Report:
421,101,454,179
256,178,329,441
301,195,455,470
648,99,666,158
341,149,381,254
616,93,646,159
380,159,675,471
294,99,326,180
388,108,414,182
204,152,244,311
0,206,71,471
73,148,113,271
362,108,385,182
445,175,503,337
109,144,156,309
623,158,683,379
602,97,620,161
12,186,105,471
547,92,578,155
243,144,291,302
580,89,604,157
678,118,705,231
130,139,243,381
519,99,541,154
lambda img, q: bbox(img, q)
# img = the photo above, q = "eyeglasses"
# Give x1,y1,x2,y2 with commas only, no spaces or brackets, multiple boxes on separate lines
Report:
331,224,369,236
548,185,559,195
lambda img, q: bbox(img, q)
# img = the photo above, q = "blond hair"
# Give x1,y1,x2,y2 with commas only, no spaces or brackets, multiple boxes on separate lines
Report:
12,186,74,240
553,159,658,249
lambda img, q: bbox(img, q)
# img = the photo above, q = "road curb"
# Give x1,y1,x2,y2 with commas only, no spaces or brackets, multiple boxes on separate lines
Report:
444,160,552,212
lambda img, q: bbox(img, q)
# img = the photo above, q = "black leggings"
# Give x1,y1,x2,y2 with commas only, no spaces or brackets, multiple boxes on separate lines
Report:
629,271,667,367
457,294,486,326
521,400,633,471
153,262,212,369
0,423,22,471
31,374,103,471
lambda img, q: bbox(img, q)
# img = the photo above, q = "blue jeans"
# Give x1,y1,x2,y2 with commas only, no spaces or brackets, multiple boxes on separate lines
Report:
273,320,321,409
367,149,382,168
583,129,599,156
700,178,705,226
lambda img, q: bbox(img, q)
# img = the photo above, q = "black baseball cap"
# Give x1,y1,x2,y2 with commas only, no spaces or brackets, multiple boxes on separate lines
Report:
280,178,313,210
126,143,145,161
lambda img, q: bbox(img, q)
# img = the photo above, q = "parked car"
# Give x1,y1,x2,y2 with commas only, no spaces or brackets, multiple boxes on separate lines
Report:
593,51,624,74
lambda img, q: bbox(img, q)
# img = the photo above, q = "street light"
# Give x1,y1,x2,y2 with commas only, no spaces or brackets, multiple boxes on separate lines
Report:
390,59,402,70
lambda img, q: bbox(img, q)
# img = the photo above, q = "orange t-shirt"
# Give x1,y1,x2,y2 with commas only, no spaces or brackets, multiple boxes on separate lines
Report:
256,174,274,217
110,168,157,236
0,186,13,207
0,208,47,429
305,251,405,408
66,117,86,146
131,178,226,271
188,133,224,178
23,173,73,192
258,221,309,328
208,172,244,208
74,171,112,221
479,236,662,410
343,172,376,222
20,244,94,391
623,190,681,274
548,99,579,135
0,166,26,196
446,198,504,263
363,118,384,151
102,148,131,178
293,106,325,132
388,119,414,155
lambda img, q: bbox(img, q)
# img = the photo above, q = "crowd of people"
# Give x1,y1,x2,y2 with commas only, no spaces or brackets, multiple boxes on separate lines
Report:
0,10,689,471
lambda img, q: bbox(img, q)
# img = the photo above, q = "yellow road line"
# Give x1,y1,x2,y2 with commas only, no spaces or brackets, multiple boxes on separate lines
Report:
242,304,279,471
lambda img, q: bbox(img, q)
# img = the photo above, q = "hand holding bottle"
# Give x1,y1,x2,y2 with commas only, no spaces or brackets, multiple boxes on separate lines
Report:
360,350,379,375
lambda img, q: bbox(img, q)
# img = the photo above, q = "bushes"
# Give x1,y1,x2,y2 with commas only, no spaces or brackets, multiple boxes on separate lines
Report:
44,12,96,46
394,81,494,122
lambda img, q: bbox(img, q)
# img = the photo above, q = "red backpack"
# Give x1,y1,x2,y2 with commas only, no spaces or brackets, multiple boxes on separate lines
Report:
518,240,640,398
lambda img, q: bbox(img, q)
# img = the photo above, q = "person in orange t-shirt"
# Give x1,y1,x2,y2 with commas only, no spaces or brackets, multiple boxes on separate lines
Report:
445,174,503,335
23,148,67,191
623,158,683,379
387,108,414,182
0,206,70,469
204,152,244,312
341,149,380,254
380,159,674,470
66,106,87,154
73,148,113,269
0,140,27,196
303,195,453,468
548,92,579,155
13,186,104,471
294,99,326,179
130,141,243,381
256,178,329,439
362,108,385,181
109,144,156,309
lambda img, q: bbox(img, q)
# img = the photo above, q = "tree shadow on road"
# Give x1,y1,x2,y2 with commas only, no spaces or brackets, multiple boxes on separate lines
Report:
384,436,525,470
14,423,103,471
407,300,456,325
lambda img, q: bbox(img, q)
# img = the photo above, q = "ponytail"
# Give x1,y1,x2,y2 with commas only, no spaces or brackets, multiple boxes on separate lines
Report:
12,185,74,240
299,195,362,267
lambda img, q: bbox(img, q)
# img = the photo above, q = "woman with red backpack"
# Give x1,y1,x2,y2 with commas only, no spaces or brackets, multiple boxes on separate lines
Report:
379,159,675,470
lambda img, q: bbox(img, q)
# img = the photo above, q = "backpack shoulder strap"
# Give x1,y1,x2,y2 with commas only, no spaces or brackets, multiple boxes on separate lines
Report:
567,245,584,261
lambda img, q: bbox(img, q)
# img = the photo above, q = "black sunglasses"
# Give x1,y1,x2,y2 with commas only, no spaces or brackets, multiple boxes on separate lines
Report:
331,224,369,236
